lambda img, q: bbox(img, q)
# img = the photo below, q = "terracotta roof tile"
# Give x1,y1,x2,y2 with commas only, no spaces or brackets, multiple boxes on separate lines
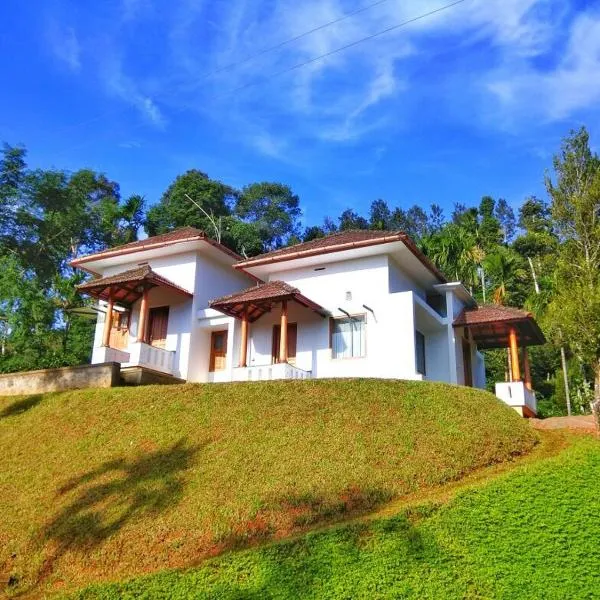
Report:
71,227,241,267
453,304,533,326
210,280,327,322
210,280,300,306
235,230,447,282
77,265,192,305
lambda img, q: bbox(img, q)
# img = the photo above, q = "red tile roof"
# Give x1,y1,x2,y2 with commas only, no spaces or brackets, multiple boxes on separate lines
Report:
210,280,328,322
454,304,545,348
71,227,241,269
77,265,192,305
234,230,446,282
453,304,532,326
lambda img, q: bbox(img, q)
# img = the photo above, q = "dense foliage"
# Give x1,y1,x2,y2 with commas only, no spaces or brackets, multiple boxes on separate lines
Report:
73,435,600,600
1,128,599,416
0,379,536,596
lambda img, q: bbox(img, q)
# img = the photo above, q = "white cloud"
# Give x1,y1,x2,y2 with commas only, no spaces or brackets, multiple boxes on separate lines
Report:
49,0,600,155
100,53,166,127
486,11,600,122
46,21,81,72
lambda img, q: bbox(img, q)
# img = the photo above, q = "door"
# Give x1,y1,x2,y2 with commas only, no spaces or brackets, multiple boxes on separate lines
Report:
148,306,169,348
209,330,228,372
109,310,130,350
272,323,297,365
462,338,473,387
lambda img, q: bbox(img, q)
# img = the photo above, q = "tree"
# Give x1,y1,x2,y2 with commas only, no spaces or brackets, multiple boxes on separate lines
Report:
483,247,527,306
146,170,235,237
338,209,369,231
0,142,144,373
236,182,302,251
495,198,516,243
369,199,391,230
545,127,600,423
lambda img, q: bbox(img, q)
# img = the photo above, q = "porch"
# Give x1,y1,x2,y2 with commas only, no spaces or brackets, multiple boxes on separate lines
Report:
454,305,546,417
78,265,193,377
208,280,329,382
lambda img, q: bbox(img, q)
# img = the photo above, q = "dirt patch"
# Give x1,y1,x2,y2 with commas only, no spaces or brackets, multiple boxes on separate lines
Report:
530,415,597,433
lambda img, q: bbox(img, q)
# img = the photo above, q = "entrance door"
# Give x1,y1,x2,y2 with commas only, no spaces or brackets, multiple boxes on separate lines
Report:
272,323,297,365
462,338,473,387
209,330,228,372
109,310,130,350
148,306,169,348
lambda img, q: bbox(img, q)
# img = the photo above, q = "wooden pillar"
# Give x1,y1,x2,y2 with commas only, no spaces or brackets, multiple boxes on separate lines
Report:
508,326,521,382
102,289,114,347
138,287,150,344
523,347,532,391
279,300,288,364
239,307,249,367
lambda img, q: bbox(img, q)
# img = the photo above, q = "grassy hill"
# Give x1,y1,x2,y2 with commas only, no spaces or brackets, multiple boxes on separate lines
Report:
0,379,537,597
75,434,600,600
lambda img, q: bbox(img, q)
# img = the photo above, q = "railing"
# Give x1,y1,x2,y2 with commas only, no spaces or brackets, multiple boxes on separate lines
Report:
232,362,312,382
495,381,537,416
91,345,131,365
126,342,175,375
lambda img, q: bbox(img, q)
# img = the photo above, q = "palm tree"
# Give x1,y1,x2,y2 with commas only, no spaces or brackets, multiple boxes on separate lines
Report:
483,247,527,305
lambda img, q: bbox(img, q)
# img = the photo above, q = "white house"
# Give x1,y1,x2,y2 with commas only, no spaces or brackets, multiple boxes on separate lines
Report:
73,227,545,416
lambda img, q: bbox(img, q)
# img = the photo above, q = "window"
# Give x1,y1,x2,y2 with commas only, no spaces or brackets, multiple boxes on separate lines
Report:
415,330,426,375
331,315,366,359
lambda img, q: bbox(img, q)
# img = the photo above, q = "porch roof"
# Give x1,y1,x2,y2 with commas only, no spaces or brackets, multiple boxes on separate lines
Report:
453,304,545,349
76,265,193,306
209,280,329,322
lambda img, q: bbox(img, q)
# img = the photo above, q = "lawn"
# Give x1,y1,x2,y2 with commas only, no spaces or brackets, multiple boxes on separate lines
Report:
74,434,600,600
0,379,536,596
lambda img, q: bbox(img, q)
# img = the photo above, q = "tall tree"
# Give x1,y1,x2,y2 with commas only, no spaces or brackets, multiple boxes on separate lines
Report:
236,182,301,251
146,169,235,237
369,199,391,230
338,209,369,231
545,127,600,422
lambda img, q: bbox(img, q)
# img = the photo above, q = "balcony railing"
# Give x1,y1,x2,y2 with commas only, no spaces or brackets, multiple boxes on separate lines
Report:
126,342,175,374
91,342,175,375
232,362,312,382
495,381,537,416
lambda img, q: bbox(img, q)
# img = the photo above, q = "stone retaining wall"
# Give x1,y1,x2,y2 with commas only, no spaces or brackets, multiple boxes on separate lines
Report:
0,363,121,396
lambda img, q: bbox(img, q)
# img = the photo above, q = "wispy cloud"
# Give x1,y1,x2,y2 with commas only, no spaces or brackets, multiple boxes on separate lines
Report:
100,52,166,127
46,20,81,72
486,11,600,123
45,0,600,159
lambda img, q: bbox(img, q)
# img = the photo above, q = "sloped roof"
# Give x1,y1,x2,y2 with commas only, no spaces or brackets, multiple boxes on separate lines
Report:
77,265,192,306
210,280,328,322
234,230,447,282
454,304,545,349
71,227,241,269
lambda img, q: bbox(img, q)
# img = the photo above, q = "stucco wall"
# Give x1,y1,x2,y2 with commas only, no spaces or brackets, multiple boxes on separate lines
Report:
388,257,426,299
0,363,121,396
244,253,422,380
188,252,254,382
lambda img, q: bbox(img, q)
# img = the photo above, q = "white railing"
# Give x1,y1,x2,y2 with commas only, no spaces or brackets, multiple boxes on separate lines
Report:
232,362,312,382
91,345,131,365
495,381,537,416
125,342,175,375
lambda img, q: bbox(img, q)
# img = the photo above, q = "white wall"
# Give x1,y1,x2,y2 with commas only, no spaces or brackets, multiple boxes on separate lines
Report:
388,257,426,299
187,252,254,382
423,329,449,382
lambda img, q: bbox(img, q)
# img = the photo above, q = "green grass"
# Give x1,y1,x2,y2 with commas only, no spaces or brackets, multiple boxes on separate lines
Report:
73,435,600,600
0,379,537,596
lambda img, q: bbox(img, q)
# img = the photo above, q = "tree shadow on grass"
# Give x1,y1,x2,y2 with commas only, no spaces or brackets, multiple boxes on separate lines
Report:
0,395,42,418
38,438,200,583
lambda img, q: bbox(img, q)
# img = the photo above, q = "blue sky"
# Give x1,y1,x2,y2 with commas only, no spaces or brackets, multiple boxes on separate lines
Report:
1,0,599,229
